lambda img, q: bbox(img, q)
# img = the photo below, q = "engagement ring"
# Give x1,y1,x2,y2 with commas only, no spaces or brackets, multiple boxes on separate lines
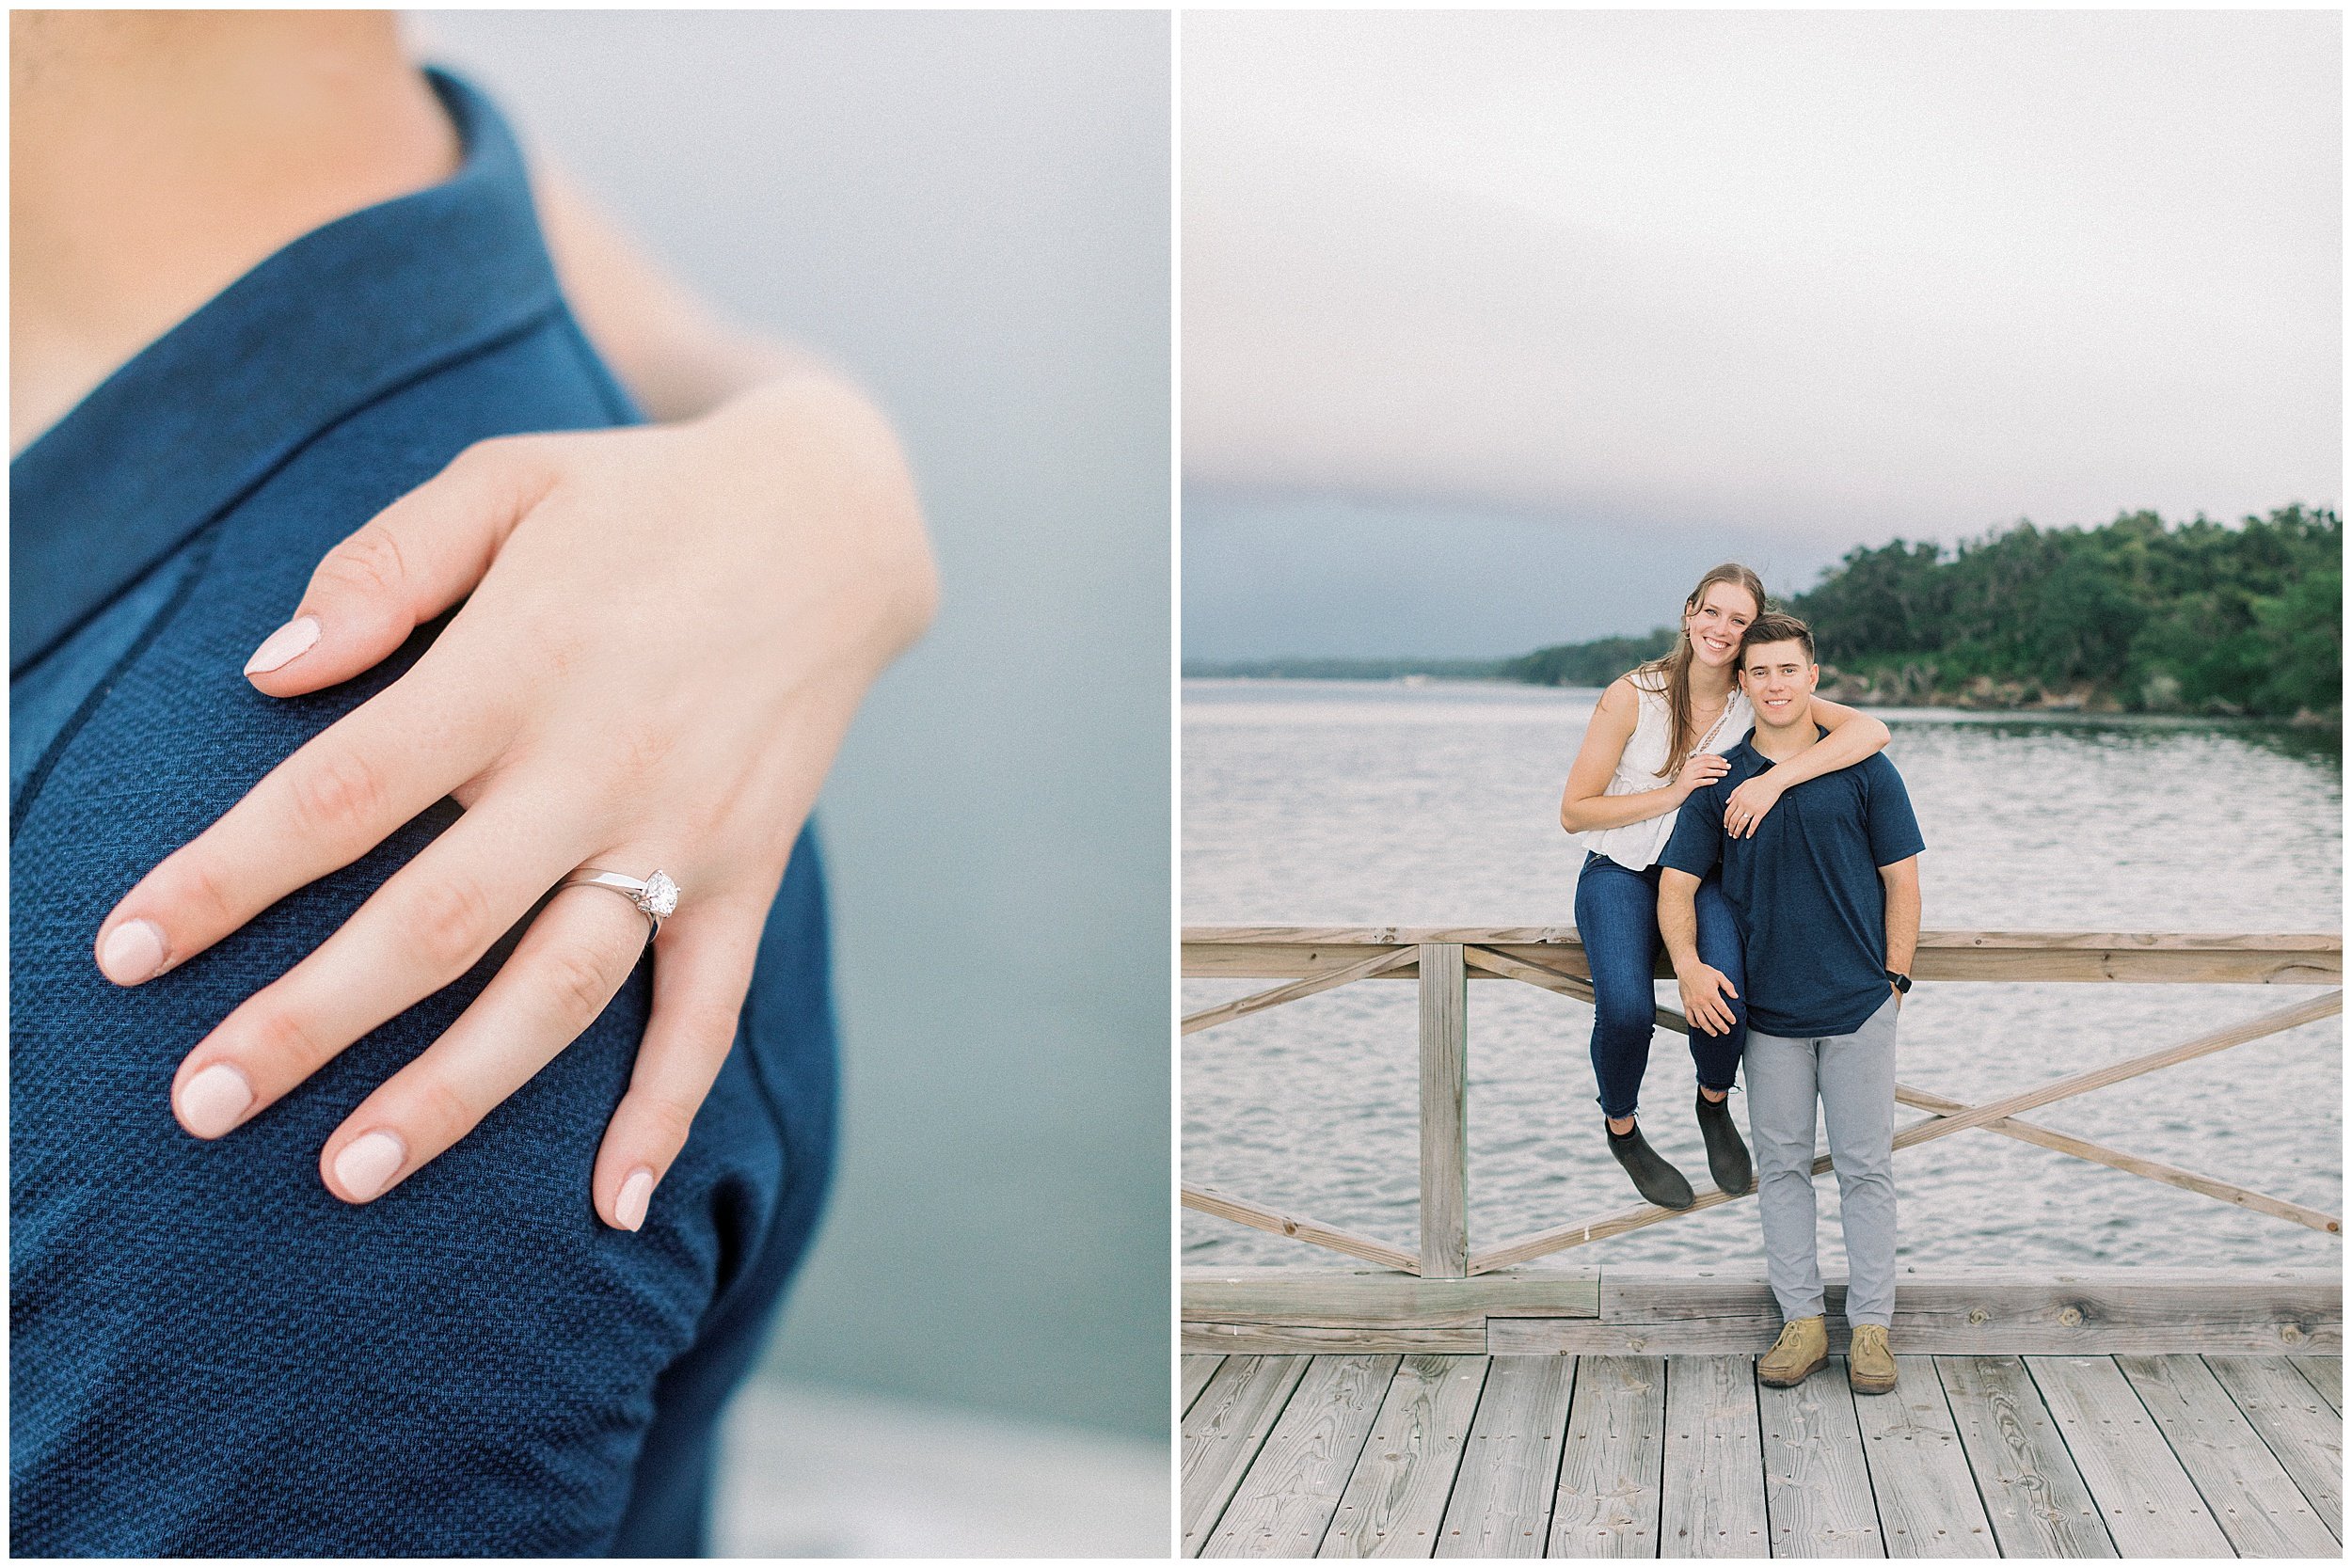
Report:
561,867,681,938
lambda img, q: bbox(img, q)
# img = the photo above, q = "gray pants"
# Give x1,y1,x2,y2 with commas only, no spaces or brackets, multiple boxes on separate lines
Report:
1744,996,1899,1326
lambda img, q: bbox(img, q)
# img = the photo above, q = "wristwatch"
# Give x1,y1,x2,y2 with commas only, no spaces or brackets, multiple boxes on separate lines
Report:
1885,971,1913,994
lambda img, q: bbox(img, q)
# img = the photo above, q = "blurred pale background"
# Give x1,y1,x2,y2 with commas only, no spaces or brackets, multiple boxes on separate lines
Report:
414,11,1170,1555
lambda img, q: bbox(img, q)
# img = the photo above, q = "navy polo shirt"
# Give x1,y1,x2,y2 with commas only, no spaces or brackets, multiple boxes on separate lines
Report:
1660,725,1925,1037
11,70,835,1556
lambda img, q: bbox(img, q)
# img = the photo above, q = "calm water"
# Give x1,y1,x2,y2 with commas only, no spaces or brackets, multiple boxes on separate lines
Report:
1184,679,2343,1274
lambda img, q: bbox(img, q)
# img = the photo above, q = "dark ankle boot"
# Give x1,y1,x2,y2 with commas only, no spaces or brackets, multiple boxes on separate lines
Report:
1696,1088,1752,1196
1607,1119,1694,1209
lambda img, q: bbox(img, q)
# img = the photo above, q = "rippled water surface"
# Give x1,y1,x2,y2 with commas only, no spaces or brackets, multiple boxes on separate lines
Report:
1184,679,2343,1273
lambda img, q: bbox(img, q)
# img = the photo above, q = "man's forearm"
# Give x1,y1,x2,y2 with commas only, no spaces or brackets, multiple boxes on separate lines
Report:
1884,879,1920,976
1658,873,1704,973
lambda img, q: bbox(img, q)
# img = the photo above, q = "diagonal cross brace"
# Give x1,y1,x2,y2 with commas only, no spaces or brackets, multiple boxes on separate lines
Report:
1469,988,2343,1274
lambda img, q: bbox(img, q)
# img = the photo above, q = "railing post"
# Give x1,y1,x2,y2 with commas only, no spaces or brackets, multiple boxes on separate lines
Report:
1418,942,1470,1278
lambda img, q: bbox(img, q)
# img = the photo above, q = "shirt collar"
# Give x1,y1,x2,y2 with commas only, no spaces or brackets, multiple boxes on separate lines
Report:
1729,721,1832,768
10,67,564,674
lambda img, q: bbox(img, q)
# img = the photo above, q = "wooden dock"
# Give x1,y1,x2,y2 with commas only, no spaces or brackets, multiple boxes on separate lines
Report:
1182,928,2343,1557
1182,1343,2342,1558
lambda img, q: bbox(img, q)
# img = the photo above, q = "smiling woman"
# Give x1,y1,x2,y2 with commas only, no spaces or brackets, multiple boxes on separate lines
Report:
9,10,940,1556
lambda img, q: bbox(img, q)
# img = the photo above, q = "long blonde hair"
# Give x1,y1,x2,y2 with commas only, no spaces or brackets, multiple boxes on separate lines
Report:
1630,562,1770,779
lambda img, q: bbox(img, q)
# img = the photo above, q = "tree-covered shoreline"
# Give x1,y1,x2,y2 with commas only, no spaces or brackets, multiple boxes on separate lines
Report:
1502,506,2340,721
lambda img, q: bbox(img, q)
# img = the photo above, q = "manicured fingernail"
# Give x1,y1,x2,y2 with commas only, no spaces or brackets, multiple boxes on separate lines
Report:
333,1130,406,1202
615,1167,656,1232
178,1062,255,1138
244,614,320,675
98,918,167,985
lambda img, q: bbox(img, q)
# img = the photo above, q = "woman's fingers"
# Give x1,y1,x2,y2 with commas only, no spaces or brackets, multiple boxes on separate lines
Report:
317,878,653,1204
244,436,560,695
591,900,767,1230
95,668,506,986
167,790,587,1140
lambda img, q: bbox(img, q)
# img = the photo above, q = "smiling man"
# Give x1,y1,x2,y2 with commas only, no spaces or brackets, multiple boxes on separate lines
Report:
1654,611,1924,1395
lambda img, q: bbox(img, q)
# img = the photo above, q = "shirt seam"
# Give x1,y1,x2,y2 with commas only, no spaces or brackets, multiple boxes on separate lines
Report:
10,523,228,839
11,303,568,676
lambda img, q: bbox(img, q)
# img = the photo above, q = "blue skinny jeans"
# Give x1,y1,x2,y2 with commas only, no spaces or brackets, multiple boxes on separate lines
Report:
1573,850,1747,1120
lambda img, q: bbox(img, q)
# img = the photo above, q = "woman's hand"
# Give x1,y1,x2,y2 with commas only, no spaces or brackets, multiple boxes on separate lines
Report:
1674,752,1731,802
93,373,935,1227
1723,769,1787,837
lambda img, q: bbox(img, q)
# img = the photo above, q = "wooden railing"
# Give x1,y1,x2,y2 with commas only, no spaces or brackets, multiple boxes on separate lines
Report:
1182,928,2343,1282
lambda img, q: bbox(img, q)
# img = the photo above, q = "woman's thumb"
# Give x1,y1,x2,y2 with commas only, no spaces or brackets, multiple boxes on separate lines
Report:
243,436,554,694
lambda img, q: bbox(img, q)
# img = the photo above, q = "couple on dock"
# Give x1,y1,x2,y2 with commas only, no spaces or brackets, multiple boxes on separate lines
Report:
1559,563,1925,1396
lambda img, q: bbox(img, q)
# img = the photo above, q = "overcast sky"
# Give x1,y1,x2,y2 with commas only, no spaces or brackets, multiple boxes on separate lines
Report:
1184,10,2341,555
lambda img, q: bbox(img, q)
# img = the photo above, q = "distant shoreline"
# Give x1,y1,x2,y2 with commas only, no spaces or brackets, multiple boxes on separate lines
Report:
1181,657,1509,681
1181,669,2341,730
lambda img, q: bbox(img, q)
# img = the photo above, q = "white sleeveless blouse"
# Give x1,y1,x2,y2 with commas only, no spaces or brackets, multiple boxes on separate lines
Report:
1578,675,1753,870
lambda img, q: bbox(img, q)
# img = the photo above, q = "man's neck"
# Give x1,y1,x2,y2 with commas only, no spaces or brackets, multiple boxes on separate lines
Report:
10,12,459,454
1748,704,1819,763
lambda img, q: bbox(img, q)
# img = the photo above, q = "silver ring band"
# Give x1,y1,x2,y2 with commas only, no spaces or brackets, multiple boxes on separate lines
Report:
561,866,680,938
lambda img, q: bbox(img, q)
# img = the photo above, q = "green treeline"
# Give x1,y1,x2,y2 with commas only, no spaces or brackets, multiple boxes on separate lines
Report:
1503,506,2340,720
1498,631,1674,689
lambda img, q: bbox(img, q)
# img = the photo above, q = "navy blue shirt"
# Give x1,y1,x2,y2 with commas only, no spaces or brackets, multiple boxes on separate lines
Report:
12,70,835,1556
1659,725,1925,1037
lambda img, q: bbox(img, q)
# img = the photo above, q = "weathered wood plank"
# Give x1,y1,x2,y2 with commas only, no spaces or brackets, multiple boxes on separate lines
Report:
1184,928,2341,985
1474,991,2344,1273
2206,1354,2343,1540
1549,1354,1667,1559
2290,1353,2343,1414
1465,945,1688,1036
1185,927,2344,953
1491,1274,2340,1355
1184,1355,1313,1556
1184,1269,1599,1328
1184,1354,1225,1417
1184,1323,1489,1355
1492,1270,2342,1355
1184,1184,1422,1273
1934,1356,2114,1559
1186,1269,2339,1353
1892,1084,2342,1234
1472,1173,1808,1274
1203,1355,1400,1560
1757,1360,1884,1557
1417,943,1469,1280
1184,945,1422,1035
1435,1355,1576,1558
1659,1354,1767,1559
2023,1355,2233,1558
2115,1354,2337,1556
1854,1356,1996,1558
1319,1354,1489,1559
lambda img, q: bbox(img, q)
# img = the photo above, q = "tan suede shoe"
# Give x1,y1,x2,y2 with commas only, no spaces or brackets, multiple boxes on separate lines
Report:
1848,1323,1898,1395
1757,1315,1828,1387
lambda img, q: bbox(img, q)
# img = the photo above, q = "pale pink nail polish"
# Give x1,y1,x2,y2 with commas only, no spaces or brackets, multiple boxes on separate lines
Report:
98,918,167,985
615,1168,656,1232
333,1131,406,1202
244,615,320,675
179,1062,254,1138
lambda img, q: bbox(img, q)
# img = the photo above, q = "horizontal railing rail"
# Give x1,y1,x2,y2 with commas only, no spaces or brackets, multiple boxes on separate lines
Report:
1182,928,2343,1281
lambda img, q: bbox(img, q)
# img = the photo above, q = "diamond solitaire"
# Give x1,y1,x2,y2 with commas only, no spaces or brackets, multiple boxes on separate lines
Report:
638,870,680,921
560,866,684,938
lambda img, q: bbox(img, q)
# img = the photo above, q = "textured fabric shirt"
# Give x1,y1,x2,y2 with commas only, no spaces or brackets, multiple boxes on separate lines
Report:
1660,724,1925,1037
11,68,836,1557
